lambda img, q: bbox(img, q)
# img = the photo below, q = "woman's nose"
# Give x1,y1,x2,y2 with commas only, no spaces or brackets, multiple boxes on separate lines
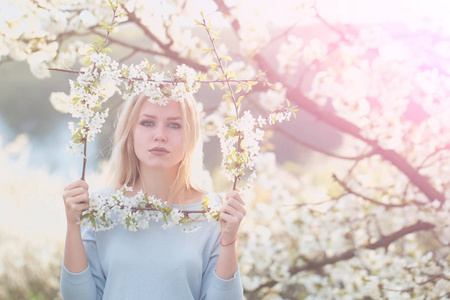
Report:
153,126,167,142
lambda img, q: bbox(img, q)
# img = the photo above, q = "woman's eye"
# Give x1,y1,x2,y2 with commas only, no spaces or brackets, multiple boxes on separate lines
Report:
168,123,181,129
140,121,154,127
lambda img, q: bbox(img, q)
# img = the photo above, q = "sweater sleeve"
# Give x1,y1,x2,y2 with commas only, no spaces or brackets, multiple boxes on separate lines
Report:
200,234,244,300
60,227,106,300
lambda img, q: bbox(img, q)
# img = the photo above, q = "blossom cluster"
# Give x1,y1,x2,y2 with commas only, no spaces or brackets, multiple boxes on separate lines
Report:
121,61,200,105
67,52,120,156
217,108,294,185
63,50,201,156
79,187,221,232
0,0,114,78
238,151,450,299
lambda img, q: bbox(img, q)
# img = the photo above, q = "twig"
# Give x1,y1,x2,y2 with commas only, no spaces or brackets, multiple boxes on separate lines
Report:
332,174,426,208
81,132,88,180
200,14,242,190
47,67,261,84
416,145,450,171
94,31,163,57
124,7,208,72
78,2,119,180
275,123,375,160
313,1,348,41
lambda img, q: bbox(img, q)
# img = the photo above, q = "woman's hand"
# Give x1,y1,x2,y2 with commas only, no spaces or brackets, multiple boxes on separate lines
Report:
219,190,246,245
63,179,90,227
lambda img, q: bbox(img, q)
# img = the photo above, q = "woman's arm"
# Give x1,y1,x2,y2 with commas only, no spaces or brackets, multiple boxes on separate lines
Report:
61,180,105,300
215,190,246,279
64,224,89,272
62,179,90,272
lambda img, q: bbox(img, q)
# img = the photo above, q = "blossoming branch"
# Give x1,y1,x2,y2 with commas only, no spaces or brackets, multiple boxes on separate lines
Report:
50,1,296,232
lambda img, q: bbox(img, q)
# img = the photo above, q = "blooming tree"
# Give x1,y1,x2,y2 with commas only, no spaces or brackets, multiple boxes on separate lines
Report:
1,0,450,298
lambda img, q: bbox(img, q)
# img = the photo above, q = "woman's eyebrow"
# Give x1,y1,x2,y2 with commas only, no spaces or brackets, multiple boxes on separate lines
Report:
141,114,181,121
141,114,156,119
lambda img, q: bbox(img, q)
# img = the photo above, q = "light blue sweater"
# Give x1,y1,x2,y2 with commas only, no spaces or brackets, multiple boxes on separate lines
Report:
60,188,244,300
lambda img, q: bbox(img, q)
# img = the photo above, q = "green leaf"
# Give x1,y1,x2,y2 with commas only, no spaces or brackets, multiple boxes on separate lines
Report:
90,215,96,227
80,213,90,220
222,93,231,101
223,116,236,123
236,83,242,94
237,95,244,106
209,82,215,90
257,70,267,79
100,21,109,30
210,62,218,70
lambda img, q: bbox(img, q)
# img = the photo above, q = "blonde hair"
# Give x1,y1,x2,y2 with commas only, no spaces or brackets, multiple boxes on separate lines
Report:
107,93,205,203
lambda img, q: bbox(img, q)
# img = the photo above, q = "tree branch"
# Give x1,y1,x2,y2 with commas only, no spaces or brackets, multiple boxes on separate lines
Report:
332,174,426,208
213,0,445,204
255,220,435,292
313,2,348,41
246,96,374,160
213,0,240,32
274,123,375,160
94,32,164,57
253,53,445,204
125,8,208,72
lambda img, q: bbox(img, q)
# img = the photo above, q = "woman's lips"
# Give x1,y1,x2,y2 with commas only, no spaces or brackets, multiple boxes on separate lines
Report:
149,147,169,155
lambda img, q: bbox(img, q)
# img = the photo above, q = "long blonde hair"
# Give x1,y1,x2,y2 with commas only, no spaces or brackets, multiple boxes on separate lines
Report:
107,93,205,203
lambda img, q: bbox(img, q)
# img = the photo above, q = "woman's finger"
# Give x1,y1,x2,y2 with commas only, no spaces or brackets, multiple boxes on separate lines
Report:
63,187,88,200
77,202,90,212
68,200,89,211
224,198,246,216
221,204,244,221
64,179,89,191
70,194,90,205
220,210,239,225
226,191,245,206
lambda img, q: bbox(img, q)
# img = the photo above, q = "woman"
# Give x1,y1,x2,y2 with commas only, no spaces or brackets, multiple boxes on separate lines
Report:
60,93,246,299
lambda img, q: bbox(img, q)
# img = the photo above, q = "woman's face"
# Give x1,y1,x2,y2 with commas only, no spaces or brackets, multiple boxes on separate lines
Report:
133,99,185,172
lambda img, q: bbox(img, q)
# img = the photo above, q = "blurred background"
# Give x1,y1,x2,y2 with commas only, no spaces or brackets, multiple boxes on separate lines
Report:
1,0,450,299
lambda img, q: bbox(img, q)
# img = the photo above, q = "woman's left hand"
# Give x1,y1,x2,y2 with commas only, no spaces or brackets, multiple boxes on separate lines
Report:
219,190,246,245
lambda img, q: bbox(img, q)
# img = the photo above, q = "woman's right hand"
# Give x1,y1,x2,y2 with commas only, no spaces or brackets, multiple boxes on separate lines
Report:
63,179,90,226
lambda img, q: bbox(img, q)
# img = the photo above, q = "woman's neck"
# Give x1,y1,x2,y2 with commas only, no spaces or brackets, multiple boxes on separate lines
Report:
135,165,179,202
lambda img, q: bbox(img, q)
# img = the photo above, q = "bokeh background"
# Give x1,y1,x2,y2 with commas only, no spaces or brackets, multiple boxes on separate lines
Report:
1,0,450,299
